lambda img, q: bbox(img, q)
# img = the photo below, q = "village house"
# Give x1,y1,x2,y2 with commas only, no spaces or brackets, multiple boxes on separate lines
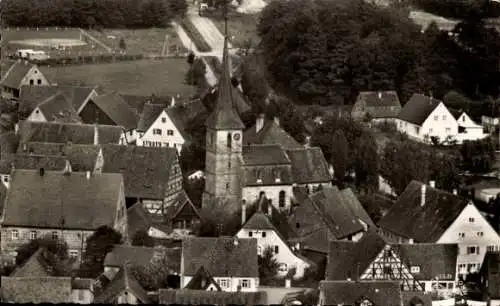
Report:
0,277,74,303
396,93,487,144
378,180,500,279
236,197,313,279
136,98,207,154
0,60,50,100
351,90,402,123
159,288,267,305
327,231,458,297
0,169,128,263
162,190,203,237
26,92,81,123
181,237,259,292
93,265,151,304
289,186,374,253
318,280,404,306
18,84,98,120
78,92,140,144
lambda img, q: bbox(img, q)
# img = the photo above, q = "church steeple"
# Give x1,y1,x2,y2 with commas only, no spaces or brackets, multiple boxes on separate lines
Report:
205,7,244,130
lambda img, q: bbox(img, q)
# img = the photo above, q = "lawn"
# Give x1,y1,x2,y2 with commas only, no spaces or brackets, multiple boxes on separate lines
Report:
87,28,187,55
210,12,261,48
41,59,196,97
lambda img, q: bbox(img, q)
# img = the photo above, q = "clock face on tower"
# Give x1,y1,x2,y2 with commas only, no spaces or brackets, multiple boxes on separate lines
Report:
233,133,240,141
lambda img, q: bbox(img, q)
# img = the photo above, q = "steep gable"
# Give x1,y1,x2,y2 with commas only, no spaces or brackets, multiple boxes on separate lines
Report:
398,94,441,126
244,119,303,149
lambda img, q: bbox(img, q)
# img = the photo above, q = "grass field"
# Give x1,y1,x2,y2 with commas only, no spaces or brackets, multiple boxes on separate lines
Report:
41,59,196,97
88,28,186,55
211,12,261,48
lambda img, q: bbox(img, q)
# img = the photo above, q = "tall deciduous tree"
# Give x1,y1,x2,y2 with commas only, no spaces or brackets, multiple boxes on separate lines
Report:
131,247,178,290
330,130,349,187
79,226,122,278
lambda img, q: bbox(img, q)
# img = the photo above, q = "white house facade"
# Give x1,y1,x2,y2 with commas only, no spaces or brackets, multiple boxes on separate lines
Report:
455,112,488,143
136,109,185,154
180,275,259,292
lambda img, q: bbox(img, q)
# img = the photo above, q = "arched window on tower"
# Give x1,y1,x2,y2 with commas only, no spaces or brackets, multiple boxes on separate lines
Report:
227,133,232,148
279,190,286,207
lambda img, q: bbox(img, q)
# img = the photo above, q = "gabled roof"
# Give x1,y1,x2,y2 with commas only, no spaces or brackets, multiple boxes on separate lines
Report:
0,276,72,303
165,190,202,222
353,91,402,119
340,188,375,227
392,243,458,280
184,266,222,291
137,103,164,132
242,211,276,231
242,144,290,166
0,61,37,89
378,180,469,242
101,145,178,200
326,230,387,281
182,237,258,277
11,154,68,172
18,120,123,144
286,147,331,184
90,92,139,130
104,245,155,268
289,227,332,253
2,170,123,230
205,37,245,130
127,202,153,239
93,266,151,304
319,280,403,306
10,249,52,277
165,99,208,141
398,94,441,125
35,92,80,123
159,288,267,306
244,119,303,149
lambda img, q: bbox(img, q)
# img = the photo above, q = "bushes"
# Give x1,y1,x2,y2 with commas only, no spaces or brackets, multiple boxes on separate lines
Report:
180,19,212,52
1,0,187,28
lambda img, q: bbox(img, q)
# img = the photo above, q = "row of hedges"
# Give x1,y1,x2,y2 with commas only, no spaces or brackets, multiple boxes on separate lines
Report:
17,53,146,66
180,19,212,53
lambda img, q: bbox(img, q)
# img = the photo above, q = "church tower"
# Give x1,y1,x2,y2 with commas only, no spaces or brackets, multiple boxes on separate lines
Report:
202,14,245,212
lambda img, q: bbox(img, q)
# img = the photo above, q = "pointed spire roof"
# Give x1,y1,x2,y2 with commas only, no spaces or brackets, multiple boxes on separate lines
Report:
205,31,245,130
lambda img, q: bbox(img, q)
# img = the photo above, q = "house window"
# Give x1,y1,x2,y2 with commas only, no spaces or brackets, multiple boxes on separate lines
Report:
442,115,447,120
226,182,229,190
167,129,174,136
153,129,162,135
296,222,300,229
469,217,475,222
279,191,286,207
69,250,79,258
248,231,253,237
78,290,85,301
467,246,479,254
3,176,8,183
37,79,41,85
29,231,37,240
274,246,279,254
227,133,232,148
29,79,34,85
445,127,451,133
459,232,465,238
241,279,250,288
434,115,438,121
410,266,420,273
383,266,392,274
52,231,59,240
478,232,484,237
278,263,288,272
161,117,166,123
218,279,228,288
11,230,19,240
262,232,266,238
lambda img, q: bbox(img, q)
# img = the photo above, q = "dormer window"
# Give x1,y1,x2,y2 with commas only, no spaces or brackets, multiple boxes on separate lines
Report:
410,266,420,273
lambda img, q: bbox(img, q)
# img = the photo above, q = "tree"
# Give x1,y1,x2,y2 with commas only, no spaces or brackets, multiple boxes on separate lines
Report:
184,57,206,86
131,247,178,291
15,235,71,276
79,226,122,278
131,230,155,247
460,137,496,173
330,130,349,187
258,246,279,281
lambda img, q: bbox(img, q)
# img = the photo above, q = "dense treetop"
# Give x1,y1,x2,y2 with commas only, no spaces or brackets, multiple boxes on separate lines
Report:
1,0,187,28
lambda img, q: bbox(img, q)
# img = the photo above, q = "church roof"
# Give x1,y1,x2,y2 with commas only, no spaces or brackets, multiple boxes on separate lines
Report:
205,37,244,130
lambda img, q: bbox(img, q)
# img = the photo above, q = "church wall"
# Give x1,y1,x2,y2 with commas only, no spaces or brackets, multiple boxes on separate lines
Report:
242,185,293,211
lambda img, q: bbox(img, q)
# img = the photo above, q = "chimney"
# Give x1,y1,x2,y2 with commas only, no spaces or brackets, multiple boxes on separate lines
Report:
39,167,45,177
421,184,426,207
285,279,291,288
453,189,458,195
429,180,436,188
86,171,91,179
93,125,99,145
274,116,280,127
378,91,382,99
63,160,72,175
170,96,176,108
242,200,247,225
256,113,265,133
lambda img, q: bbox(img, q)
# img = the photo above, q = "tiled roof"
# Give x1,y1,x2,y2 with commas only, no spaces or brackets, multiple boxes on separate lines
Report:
104,245,155,268
71,278,93,290
378,181,469,242
398,94,441,125
91,92,139,130
242,211,276,231
319,280,403,306
101,145,178,200
158,289,267,306
286,147,331,184
288,228,332,253
392,243,458,280
165,99,208,141
127,202,152,239
11,154,68,171
340,188,375,227
18,120,123,144
182,237,258,277
0,276,72,303
0,61,36,89
137,103,164,132
2,169,123,230
243,144,290,166
352,91,402,119
93,266,151,304
244,119,303,149
184,266,222,291
10,249,51,277
35,92,80,123
121,94,150,114
164,190,202,222
326,230,387,281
